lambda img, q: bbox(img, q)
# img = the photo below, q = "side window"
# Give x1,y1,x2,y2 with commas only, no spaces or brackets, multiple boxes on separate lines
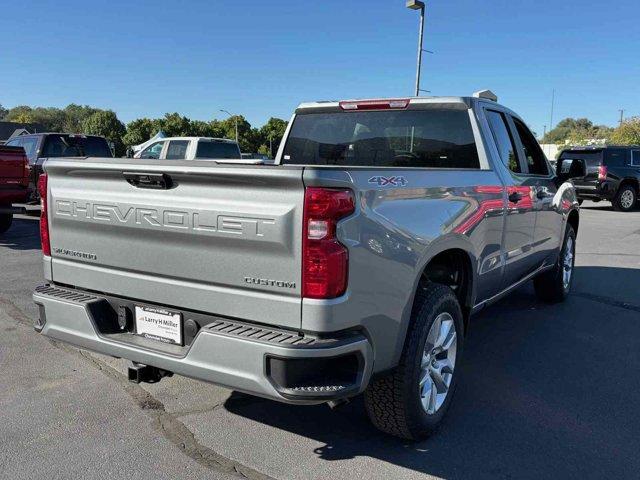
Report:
632,151,640,167
165,140,189,160
512,118,549,175
486,110,521,173
604,149,626,167
20,137,39,161
6,138,23,147
139,141,165,159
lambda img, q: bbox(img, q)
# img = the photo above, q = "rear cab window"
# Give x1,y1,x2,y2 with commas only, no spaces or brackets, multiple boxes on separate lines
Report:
281,108,480,168
195,141,242,159
558,150,603,175
42,135,112,158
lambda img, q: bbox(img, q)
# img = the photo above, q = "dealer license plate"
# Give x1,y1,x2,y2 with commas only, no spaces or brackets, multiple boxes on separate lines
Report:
135,305,182,345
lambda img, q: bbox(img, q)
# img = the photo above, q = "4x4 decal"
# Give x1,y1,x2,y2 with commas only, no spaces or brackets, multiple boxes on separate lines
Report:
368,176,408,187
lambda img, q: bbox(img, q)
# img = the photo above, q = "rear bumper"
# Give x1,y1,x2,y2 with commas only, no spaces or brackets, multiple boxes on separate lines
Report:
0,187,29,206
575,181,616,201
33,285,373,404
0,204,26,215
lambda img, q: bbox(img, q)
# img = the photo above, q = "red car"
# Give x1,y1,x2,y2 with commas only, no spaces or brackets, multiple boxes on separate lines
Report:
0,145,29,233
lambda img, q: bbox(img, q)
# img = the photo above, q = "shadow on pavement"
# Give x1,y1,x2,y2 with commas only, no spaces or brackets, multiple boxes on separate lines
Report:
0,218,42,251
225,272,640,479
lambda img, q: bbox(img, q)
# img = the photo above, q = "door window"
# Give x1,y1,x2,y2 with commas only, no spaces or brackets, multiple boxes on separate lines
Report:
512,118,549,175
604,149,626,167
139,141,165,159
486,110,521,173
632,151,640,166
166,140,189,160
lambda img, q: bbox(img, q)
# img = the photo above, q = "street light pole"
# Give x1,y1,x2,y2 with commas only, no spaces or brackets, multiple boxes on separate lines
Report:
220,109,239,145
407,0,426,96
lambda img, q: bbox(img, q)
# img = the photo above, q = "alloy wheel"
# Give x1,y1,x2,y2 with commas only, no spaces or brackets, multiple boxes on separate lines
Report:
419,312,457,415
563,236,574,290
620,189,635,210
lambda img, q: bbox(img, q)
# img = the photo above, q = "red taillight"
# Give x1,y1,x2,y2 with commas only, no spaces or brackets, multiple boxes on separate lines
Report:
302,187,355,299
38,174,51,256
339,99,410,111
598,165,608,181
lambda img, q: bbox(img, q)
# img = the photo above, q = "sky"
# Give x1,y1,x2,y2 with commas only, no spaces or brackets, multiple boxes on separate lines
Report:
1,0,639,136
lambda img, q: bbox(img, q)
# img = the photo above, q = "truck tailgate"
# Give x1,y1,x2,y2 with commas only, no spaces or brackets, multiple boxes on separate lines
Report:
46,159,305,329
0,146,27,182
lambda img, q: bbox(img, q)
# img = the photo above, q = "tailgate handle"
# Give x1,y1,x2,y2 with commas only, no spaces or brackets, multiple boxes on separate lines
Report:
123,172,172,190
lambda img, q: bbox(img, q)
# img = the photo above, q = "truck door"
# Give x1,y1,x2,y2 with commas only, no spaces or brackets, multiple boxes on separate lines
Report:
484,109,538,289
509,116,563,267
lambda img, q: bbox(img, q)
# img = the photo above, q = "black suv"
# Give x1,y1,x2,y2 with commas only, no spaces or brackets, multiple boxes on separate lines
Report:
4,133,113,203
558,146,640,212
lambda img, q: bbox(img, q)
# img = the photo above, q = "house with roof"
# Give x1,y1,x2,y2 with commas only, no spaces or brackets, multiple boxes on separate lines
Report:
0,121,46,144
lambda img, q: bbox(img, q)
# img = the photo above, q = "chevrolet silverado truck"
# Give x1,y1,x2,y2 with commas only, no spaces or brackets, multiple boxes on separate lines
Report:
33,91,584,440
0,145,30,233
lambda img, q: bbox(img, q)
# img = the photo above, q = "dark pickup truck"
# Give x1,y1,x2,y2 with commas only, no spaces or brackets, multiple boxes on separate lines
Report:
0,145,29,233
5,133,113,203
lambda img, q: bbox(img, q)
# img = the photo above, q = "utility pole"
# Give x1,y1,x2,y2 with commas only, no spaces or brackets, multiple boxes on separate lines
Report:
549,89,555,132
407,1,426,96
543,125,547,140
619,109,625,127
220,109,239,145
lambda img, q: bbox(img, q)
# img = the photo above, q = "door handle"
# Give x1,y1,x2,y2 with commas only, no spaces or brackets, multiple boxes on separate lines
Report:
508,191,523,203
123,172,173,189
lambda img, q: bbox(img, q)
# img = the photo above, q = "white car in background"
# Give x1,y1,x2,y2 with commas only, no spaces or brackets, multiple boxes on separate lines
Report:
135,137,242,161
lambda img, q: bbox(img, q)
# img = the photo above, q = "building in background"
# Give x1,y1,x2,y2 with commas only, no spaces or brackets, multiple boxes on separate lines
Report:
0,121,46,144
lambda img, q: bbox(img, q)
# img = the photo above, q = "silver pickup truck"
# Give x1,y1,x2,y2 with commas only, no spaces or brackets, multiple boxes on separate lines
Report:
33,92,583,440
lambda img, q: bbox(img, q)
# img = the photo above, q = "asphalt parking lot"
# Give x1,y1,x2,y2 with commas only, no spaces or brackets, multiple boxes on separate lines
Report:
1,201,639,480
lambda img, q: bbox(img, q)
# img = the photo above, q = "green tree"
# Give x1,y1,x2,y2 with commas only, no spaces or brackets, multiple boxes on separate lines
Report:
156,113,192,137
258,117,288,158
122,118,157,147
82,110,126,156
543,117,612,145
610,117,640,145
219,115,257,152
0,104,8,120
63,104,100,133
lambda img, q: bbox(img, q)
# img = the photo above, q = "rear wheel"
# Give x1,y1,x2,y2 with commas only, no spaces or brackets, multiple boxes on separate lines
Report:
534,224,576,303
613,185,637,212
364,283,463,440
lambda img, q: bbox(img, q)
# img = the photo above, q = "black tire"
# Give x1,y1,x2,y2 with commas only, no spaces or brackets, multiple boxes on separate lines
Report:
0,213,12,234
364,282,464,440
613,184,637,212
534,224,576,303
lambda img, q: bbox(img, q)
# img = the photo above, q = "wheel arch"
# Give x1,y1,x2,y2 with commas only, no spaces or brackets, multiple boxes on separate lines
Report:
618,177,639,194
389,239,477,368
